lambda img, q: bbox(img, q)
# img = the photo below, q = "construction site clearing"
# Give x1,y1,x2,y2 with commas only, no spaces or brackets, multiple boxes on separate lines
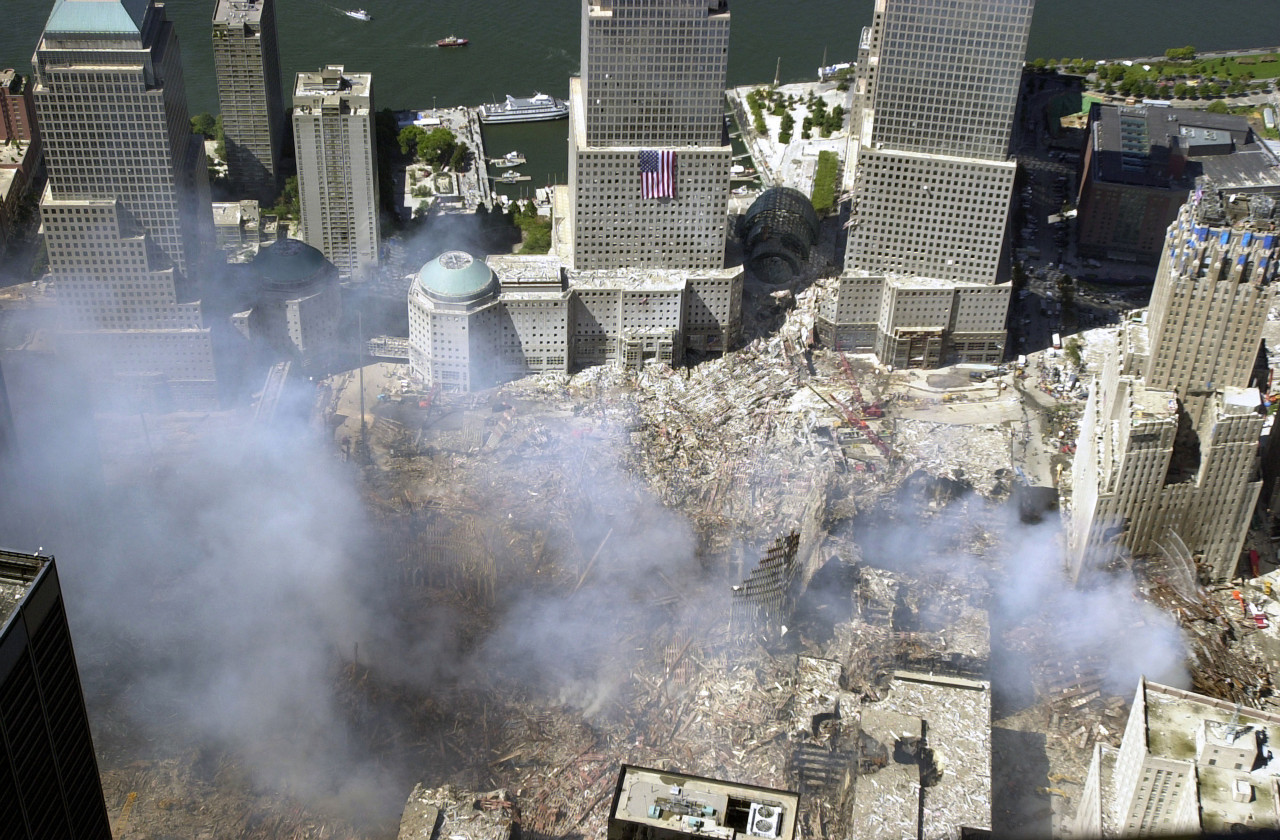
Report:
86,274,1280,840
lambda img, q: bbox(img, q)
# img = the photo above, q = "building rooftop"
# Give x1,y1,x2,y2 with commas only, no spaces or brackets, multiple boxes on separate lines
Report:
44,0,147,36
213,0,266,25
294,65,371,112
1089,103,1280,192
1142,681,1280,833
568,266,737,291
1127,375,1178,422
0,549,48,630
252,238,332,293
608,765,798,840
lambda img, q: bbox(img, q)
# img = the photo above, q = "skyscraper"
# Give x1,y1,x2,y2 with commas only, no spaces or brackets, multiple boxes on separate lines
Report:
1,550,112,840
1067,185,1279,582
1075,678,1280,837
823,0,1034,367
568,0,732,271
292,65,379,279
33,0,218,406
213,0,285,201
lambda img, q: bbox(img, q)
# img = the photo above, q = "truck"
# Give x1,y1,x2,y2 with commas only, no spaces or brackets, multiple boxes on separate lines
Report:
1052,332,1062,350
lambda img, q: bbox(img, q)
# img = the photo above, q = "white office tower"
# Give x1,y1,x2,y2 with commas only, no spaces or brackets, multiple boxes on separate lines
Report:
825,0,1034,367
292,65,379,279
1075,678,1280,837
1067,189,1278,584
568,0,732,270
213,0,285,201
34,0,218,407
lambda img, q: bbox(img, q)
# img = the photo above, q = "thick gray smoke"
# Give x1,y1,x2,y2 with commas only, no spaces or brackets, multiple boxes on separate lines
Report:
849,488,1188,697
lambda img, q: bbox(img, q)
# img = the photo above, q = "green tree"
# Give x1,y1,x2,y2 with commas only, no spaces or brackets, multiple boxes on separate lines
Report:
448,142,470,172
778,111,795,143
1173,82,1189,98
267,175,300,220
1206,99,1230,114
1165,45,1197,61
398,124,427,157
1031,58,1048,71
415,127,458,167
191,112,217,138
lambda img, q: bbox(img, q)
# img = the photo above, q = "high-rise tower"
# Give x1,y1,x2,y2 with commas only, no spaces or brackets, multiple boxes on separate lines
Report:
33,0,218,406
1067,185,1279,583
824,0,1034,367
1,550,112,840
568,0,732,271
292,65,379,279
213,0,285,201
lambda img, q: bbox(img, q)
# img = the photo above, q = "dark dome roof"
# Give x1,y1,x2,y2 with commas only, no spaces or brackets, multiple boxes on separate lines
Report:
252,239,334,295
416,250,498,303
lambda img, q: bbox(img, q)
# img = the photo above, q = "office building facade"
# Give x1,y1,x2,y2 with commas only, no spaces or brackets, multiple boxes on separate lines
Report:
1067,186,1278,582
1075,104,1280,264
294,64,378,279
33,0,218,406
213,0,285,201
0,69,37,143
1,550,112,840
1076,678,1280,837
568,0,732,271
292,65,379,279
833,0,1034,366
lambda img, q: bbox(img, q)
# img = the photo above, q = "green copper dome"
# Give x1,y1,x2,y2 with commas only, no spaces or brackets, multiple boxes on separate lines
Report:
45,0,148,35
416,251,497,303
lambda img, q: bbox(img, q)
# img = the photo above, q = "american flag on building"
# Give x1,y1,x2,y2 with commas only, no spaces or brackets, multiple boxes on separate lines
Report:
640,149,675,199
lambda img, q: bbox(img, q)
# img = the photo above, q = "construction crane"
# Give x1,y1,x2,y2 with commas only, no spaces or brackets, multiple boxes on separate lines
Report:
808,384,893,459
838,353,884,417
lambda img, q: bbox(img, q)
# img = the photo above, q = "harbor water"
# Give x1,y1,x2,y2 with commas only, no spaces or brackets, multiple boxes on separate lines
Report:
2,0,1275,195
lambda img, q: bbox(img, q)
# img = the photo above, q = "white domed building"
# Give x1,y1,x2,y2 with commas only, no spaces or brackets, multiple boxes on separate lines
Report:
408,250,504,391
408,251,742,393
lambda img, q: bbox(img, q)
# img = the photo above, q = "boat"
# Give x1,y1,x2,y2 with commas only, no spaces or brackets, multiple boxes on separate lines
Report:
478,92,569,125
493,171,531,183
436,35,469,47
489,151,526,168
342,9,371,21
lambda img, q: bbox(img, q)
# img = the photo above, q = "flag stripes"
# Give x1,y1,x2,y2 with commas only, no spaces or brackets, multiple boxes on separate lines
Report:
639,149,675,199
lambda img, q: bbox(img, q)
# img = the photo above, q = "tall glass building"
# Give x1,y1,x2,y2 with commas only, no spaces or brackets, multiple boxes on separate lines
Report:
569,0,733,270
213,0,285,202
829,0,1034,367
33,0,218,406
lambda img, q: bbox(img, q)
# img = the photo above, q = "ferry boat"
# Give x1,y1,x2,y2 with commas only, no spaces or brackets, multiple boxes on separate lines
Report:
478,92,569,125
343,9,371,21
436,35,469,47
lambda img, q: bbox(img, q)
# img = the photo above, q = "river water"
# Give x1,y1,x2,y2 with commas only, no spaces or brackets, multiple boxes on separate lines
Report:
3,0,1275,195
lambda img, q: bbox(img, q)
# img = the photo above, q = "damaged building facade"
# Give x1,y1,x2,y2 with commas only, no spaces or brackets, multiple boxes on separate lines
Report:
1068,187,1279,583
407,251,741,391
820,0,1033,368
1074,678,1280,837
